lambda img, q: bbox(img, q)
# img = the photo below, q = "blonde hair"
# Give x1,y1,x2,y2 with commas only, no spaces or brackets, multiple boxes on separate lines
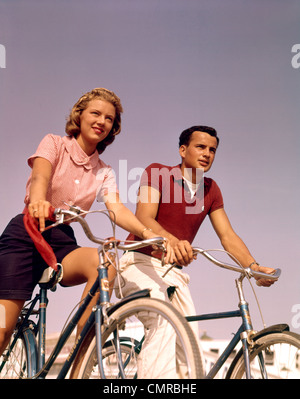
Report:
65,88,123,154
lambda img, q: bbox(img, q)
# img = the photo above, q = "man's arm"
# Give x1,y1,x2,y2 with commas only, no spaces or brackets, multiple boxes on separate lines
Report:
136,185,194,266
209,208,275,286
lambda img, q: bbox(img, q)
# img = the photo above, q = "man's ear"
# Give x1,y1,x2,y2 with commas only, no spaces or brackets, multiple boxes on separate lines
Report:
179,145,186,159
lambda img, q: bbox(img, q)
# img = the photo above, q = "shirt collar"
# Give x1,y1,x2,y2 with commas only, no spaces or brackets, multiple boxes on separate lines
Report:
62,135,99,169
173,164,207,187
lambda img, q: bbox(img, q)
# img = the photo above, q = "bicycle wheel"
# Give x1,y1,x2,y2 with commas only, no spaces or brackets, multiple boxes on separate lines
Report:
227,331,300,379
90,340,138,379
77,297,204,379
0,334,29,379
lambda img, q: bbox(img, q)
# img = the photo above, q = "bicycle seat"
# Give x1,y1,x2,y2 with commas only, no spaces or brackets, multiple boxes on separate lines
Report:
38,264,63,291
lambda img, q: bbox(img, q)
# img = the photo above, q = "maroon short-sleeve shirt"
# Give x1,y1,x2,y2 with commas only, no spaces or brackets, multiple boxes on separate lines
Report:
127,163,224,256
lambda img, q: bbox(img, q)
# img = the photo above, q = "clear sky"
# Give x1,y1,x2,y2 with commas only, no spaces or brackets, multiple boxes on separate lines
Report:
0,0,299,339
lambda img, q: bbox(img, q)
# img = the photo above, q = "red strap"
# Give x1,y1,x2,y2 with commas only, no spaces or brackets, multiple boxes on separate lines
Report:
23,207,58,271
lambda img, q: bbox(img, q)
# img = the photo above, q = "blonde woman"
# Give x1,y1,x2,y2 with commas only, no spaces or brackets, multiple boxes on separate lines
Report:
0,88,163,356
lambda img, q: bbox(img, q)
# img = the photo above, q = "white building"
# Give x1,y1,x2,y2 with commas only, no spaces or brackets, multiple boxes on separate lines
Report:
45,329,300,379
200,332,300,379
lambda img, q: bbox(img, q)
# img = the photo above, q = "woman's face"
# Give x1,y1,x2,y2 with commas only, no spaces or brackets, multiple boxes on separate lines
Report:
77,98,116,154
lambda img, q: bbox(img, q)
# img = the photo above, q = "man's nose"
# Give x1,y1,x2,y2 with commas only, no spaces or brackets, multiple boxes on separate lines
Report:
203,148,210,157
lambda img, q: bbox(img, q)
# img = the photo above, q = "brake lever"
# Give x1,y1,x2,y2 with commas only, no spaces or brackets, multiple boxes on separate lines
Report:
43,210,65,231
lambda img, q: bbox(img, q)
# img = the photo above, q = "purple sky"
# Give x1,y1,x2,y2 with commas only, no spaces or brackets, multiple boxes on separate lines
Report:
0,0,299,339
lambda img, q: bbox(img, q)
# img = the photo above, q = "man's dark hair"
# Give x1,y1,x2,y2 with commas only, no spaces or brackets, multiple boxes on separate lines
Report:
179,125,219,147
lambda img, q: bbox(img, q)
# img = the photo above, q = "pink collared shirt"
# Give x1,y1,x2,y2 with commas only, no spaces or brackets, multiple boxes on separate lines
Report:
24,134,118,211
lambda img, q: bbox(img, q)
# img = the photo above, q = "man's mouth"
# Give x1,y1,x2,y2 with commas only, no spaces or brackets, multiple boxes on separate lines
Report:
199,159,209,167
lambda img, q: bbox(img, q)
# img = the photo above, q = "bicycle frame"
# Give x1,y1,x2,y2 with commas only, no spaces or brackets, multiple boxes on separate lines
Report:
186,274,261,379
187,310,245,378
14,272,100,379
0,246,113,378
1,209,165,379
1,255,153,379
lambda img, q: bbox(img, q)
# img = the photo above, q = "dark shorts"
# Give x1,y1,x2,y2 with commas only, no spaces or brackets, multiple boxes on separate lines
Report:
0,214,80,300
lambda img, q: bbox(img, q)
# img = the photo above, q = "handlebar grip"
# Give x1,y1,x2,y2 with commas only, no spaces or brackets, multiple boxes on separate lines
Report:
252,268,281,282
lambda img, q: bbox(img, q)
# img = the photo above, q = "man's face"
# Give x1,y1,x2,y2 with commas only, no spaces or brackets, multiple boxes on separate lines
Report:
179,131,217,173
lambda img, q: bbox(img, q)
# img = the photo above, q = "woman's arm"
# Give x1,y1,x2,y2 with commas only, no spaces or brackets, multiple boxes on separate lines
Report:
104,191,161,240
28,157,52,232
104,191,173,263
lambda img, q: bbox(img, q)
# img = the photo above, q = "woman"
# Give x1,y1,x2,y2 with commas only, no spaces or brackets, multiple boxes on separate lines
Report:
0,87,165,356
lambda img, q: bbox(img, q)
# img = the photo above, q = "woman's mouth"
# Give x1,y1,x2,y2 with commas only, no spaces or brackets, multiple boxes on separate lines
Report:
93,127,104,135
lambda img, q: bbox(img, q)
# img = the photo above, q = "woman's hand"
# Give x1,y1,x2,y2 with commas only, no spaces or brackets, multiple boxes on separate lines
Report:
28,200,52,232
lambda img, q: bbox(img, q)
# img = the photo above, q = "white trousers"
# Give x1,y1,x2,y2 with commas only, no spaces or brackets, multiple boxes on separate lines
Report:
114,251,200,379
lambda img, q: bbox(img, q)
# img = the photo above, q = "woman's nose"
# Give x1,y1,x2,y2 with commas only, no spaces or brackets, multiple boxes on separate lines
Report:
96,115,105,125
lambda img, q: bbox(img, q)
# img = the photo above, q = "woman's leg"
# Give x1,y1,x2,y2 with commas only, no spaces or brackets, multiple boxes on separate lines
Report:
0,299,25,356
61,247,116,379
61,247,116,334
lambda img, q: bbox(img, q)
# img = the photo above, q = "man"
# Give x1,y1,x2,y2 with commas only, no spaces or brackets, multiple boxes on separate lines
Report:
115,125,276,378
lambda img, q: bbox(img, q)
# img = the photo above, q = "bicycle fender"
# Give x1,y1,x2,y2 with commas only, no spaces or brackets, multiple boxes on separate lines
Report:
107,289,151,316
225,323,290,379
252,323,289,340
22,328,38,377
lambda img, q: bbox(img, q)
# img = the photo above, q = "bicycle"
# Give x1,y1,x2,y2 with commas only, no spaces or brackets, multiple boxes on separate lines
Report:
103,247,300,379
184,248,300,379
0,206,203,379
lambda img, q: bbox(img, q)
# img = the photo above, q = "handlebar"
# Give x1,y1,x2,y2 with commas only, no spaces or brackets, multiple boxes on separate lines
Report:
193,247,281,282
162,247,281,281
50,207,281,282
51,206,166,252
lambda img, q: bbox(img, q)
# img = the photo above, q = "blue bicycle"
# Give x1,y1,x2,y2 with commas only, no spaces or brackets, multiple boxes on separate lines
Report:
0,207,203,379
98,247,300,379
184,248,300,379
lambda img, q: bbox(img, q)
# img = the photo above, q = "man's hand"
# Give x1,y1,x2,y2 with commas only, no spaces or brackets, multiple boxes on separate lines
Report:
251,264,277,287
151,238,195,266
163,239,194,267
172,240,195,266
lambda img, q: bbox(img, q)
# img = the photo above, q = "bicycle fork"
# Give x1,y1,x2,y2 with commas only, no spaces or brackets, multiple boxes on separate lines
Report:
95,249,113,379
236,275,256,379
95,248,128,379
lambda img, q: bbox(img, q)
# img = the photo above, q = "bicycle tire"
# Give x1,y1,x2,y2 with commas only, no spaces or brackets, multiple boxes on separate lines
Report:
76,297,204,379
227,331,300,379
0,328,37,379
101,341,138,379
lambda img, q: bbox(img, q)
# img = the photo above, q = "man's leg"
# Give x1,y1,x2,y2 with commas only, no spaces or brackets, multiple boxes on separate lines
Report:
115,252,199,378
